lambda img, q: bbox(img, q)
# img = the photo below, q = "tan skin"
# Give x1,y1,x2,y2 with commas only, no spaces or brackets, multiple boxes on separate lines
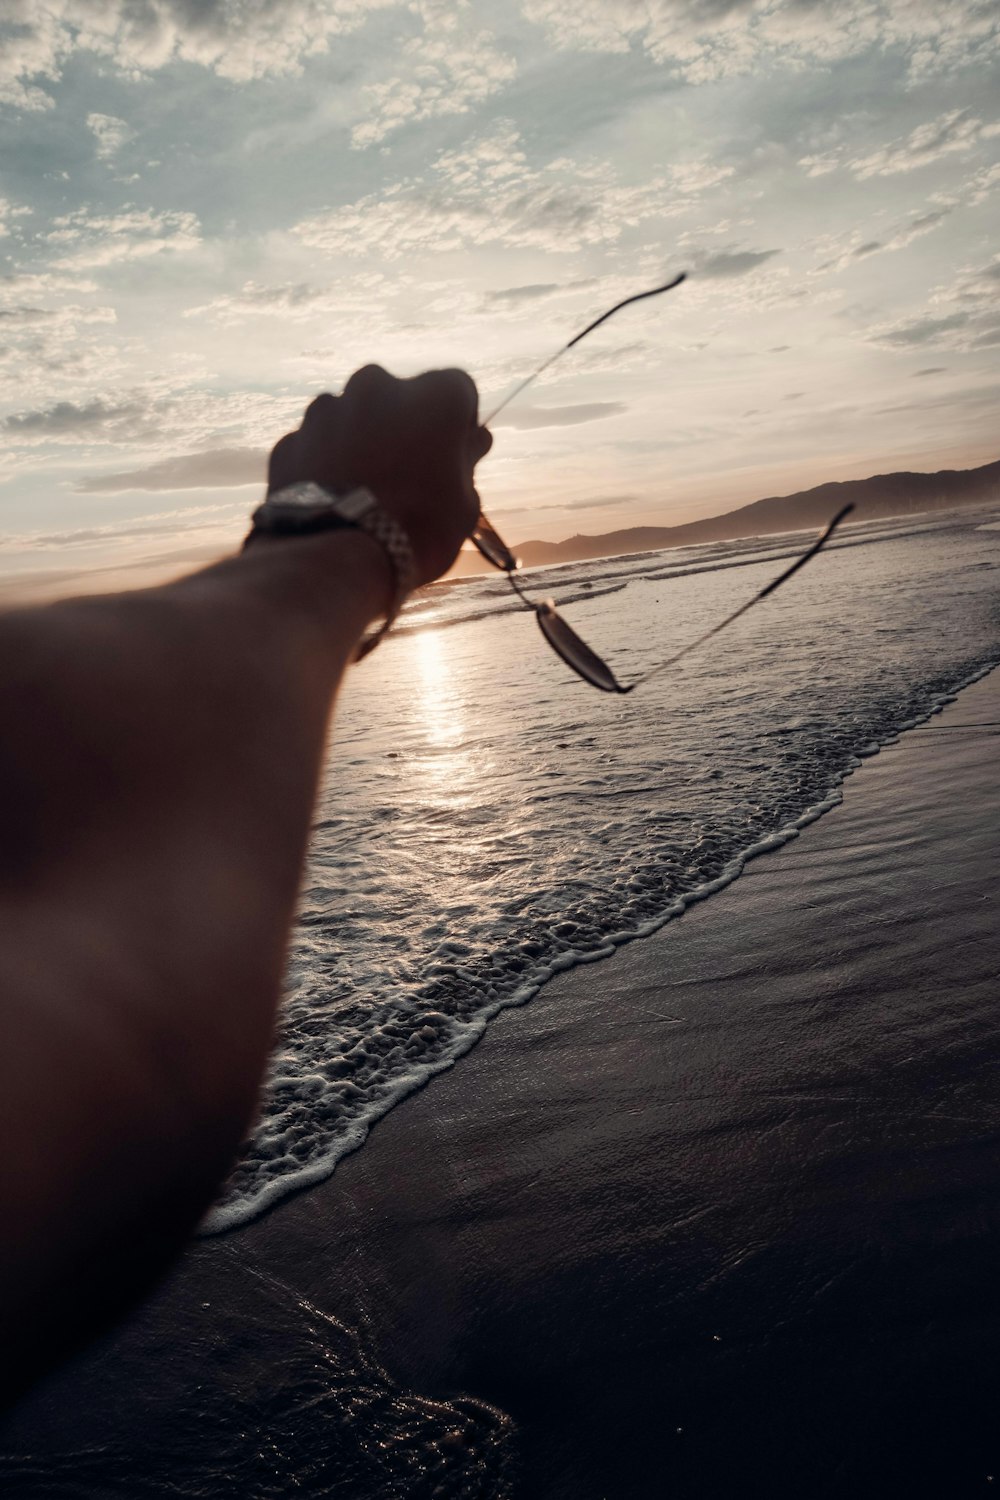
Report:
0,364,492,1404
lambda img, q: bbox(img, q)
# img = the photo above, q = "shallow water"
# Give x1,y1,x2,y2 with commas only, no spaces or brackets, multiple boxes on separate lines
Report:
204,506,1000,1231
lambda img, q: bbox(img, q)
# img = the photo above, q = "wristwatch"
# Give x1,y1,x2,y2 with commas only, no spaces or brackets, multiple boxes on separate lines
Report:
246,481,416,659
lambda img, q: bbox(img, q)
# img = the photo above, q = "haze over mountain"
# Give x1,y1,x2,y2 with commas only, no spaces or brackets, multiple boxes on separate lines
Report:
455,458,1000,575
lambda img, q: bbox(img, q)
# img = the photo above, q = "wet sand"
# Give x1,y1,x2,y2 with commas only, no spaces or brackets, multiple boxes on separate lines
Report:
3,671,1000,1498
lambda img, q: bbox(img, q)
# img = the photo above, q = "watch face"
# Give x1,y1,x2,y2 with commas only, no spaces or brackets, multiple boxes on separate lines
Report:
271,481,332,512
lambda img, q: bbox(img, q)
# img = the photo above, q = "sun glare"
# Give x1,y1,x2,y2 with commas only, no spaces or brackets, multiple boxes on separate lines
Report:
413,629,466,749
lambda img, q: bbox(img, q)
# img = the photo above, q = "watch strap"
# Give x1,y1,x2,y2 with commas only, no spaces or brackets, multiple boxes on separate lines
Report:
249,482,416,659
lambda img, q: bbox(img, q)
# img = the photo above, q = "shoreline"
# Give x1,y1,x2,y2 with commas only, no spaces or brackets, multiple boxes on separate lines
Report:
204,650,1000,1236
3,666,1000,1498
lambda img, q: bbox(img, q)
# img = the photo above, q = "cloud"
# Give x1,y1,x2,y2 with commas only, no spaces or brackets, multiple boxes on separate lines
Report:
494,401,628,428
294,122,672,260
868,312,969,347
3,396,145,437
0,0,396,110
0,1,513,147
0,275,120,408
3,0,999,126
873,379,1000,420
951,255,1000,303
77,447,265,492
482,283,564,307
1,381,297,478
0,270,99,299
2,0,997,573
0,502,241,553
185,278,372,325
868,255,1000,353
492,490,636,518
814,207,953,274
666,160,736,195
46,206,201,268
0,306,57,325
798,150,842,179
520,0,1000,85
351,28,517,149
696,248,782,278
848,109,1000,179
882,209,952,251
960,160,1000,207
804,109,1000,184
562,492,635,510
570,340,653,374
87,112,135,160
913,367,946,376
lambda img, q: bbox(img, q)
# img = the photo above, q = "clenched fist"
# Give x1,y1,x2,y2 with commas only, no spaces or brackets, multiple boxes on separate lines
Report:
267,365,493,589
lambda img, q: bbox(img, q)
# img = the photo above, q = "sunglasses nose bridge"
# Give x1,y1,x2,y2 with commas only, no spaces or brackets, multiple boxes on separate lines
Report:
472,518,623,693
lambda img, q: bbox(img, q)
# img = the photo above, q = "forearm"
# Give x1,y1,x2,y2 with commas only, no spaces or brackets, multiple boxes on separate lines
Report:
0,528,390,1389
0,360,490,1402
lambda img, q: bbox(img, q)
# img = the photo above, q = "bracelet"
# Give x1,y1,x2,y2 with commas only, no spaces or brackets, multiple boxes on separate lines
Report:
247,482,416,659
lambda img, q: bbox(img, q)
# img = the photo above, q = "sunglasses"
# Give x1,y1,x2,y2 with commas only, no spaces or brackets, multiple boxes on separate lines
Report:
471,506,853,693
471,275,853,692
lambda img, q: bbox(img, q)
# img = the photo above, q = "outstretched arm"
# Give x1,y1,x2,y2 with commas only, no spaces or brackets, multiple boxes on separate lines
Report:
0,365,491,1402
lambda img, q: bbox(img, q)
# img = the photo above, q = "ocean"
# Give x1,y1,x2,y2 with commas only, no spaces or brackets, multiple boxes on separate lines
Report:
4,502,1000,1500
204,504,1000,1233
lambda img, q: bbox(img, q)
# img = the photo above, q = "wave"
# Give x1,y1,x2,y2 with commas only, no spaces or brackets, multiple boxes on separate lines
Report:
201,651,1000,1234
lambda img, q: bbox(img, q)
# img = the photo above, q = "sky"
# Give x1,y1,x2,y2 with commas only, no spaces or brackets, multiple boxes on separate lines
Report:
0,0,998,598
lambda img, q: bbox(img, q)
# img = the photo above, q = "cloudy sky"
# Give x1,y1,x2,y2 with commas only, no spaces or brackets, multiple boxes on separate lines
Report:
1,0,998,597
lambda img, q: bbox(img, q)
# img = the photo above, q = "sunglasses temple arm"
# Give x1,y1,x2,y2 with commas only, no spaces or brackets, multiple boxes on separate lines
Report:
481,272,687,426
482,348,568,426
564,272,687,351
753,503,855,601
632,504,855,687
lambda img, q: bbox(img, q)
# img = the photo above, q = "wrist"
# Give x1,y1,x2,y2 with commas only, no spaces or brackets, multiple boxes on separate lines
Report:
246,483,416,658
238,526,395,645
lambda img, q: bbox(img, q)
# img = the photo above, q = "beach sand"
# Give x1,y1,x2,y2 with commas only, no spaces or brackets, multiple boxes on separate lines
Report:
3,670,999,1498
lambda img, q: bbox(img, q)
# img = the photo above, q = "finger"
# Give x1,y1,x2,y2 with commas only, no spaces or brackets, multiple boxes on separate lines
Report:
470,424,493,465
338,366,403,469
267,432,300,494
409,368,480,433
301,390,340,426
341,364,399,409
297,390,346,490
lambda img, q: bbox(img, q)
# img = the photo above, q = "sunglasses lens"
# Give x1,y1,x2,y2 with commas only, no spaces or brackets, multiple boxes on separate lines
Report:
536,602,624,693
472,515,519,571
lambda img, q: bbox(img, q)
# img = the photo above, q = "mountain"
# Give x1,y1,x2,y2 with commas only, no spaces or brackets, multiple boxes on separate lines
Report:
455,458,1000,575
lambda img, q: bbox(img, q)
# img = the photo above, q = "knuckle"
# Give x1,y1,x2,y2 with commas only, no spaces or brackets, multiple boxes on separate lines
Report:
302,391,338,424
344,363,394,397
413,367,479,427
266,431,299,492
440,367,479,413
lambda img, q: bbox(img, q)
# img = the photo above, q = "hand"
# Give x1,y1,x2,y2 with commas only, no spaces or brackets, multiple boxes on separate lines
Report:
266,365,493,589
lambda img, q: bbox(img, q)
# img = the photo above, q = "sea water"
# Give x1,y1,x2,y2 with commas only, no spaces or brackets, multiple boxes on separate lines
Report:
203,506,1000,1232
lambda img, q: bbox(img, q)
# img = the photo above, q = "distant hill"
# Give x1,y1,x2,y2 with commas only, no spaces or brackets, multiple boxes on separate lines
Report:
456,457,1000,574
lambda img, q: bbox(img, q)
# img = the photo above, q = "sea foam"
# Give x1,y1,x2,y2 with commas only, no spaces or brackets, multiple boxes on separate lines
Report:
201,508,1000,1233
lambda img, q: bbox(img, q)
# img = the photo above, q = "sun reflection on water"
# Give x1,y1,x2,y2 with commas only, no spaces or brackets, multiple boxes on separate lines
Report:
402,628,491,828
413,628,466,748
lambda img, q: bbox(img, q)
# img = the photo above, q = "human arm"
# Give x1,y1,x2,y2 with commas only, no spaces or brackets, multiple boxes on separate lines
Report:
0,365,491,1401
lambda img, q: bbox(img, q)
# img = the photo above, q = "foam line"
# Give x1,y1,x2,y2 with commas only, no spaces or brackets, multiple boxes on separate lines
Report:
200,655,1000,1235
